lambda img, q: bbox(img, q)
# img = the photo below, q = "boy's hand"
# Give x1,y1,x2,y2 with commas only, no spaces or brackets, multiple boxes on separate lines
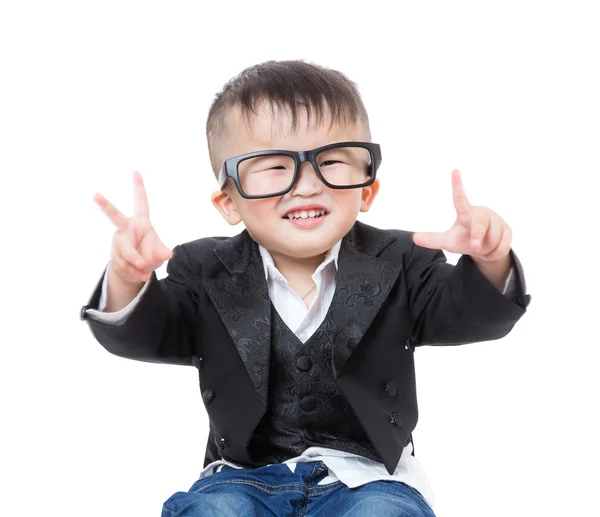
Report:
93,171,173,284
412,169,512,262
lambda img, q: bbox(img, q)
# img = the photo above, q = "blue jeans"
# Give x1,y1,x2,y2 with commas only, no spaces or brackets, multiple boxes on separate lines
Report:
161,461,436,516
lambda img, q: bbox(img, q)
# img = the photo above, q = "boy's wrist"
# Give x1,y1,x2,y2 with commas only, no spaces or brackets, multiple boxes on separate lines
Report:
471,253,512,292
105,265,146,312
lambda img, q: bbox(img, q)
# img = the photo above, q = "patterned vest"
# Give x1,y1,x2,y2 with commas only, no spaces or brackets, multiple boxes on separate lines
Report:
247,304,381,464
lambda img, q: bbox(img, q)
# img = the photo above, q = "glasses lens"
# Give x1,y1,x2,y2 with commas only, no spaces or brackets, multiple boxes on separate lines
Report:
316,146,372,186
238,154,295,196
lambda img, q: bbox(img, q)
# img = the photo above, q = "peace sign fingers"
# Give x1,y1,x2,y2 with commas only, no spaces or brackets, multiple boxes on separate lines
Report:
93,192,129,230
93,171,151,230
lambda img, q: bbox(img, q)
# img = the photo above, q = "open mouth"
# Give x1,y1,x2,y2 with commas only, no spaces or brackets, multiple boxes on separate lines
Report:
283,208,328,220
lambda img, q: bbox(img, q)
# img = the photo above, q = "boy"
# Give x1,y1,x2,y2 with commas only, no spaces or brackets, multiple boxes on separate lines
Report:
81,60,531,516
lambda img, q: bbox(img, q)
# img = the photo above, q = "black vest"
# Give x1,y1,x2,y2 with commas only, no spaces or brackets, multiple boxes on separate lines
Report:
247,304,381,465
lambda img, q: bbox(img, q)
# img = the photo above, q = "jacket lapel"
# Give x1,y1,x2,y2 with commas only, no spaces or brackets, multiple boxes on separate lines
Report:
203,230,272,408
202,221,402,404
330,222,403,378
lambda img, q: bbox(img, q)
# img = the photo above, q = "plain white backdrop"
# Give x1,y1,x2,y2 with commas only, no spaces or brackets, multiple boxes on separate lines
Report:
1,1,598,515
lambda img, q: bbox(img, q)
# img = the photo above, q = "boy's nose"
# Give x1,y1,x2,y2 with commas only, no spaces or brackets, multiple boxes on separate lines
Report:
290,161,323,196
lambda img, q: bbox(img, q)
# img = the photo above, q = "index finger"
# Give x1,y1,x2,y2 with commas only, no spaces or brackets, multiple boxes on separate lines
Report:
451,169,471,217
133,170,150,218
93,193,128,230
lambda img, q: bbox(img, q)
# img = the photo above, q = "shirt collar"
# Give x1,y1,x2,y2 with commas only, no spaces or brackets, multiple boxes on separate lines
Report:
258,240,341,281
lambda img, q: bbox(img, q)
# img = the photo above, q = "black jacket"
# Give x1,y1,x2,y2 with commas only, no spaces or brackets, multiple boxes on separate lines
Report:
81,221,531,474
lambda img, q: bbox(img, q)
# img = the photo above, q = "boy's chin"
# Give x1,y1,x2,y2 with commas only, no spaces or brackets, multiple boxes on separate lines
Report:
279,235,341,259
254,233,335,259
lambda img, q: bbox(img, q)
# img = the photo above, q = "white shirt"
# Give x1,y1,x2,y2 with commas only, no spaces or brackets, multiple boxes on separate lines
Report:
87,242,516,511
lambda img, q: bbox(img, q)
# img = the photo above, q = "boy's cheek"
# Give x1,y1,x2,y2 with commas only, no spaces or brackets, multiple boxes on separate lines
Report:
236,202,280,231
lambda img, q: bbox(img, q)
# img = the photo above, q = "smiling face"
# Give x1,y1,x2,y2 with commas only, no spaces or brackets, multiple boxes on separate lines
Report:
211,102,380,261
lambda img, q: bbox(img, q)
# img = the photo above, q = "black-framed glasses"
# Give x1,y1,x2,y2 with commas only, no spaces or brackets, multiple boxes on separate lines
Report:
217,141,382,199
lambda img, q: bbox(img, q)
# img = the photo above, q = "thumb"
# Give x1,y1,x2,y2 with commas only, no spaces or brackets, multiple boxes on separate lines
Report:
150,232,173,263
160,246,173,261
412,231,447,250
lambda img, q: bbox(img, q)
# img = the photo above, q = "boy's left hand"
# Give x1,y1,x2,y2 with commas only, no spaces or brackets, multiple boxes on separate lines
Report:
412,169,513,292
412,169,511,262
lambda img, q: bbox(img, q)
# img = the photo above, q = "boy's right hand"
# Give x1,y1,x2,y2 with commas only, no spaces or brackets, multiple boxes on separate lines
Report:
93,171,173,285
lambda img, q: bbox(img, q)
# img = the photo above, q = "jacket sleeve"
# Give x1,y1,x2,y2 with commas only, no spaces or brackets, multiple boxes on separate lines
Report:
405,240,532,347
80,244,200,366
81,262,151,325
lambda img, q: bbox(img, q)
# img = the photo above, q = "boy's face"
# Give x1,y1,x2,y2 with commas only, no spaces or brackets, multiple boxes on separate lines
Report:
211,102,380,260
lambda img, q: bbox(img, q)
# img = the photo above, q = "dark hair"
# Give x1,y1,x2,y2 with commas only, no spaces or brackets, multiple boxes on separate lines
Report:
206,59,371,177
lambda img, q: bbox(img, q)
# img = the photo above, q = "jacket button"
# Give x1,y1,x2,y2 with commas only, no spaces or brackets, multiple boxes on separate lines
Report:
203,388,215,404
80,305,91,320
296,356,312,372
300,396,316,411
216,437,226,450
192,355,203,369
389,412,399,426
384,381,397,397
303,429,316,441
404,338,415,352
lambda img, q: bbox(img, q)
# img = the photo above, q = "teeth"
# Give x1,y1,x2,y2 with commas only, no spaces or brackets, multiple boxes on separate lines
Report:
286,209,327,219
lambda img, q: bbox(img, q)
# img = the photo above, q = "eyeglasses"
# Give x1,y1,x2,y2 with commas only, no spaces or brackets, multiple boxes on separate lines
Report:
217,141,382,199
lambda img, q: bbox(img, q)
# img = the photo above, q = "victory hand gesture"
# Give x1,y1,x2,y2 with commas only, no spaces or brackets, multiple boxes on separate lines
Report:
93,171,173,284
412,169,512,262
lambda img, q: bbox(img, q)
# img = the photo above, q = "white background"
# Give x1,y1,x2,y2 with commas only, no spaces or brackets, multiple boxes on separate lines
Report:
1,1,598,515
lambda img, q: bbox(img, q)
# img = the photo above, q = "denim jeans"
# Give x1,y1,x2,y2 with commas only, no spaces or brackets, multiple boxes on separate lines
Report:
161,461,436,516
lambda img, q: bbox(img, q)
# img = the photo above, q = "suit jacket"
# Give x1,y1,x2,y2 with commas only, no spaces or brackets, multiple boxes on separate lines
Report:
81,220,531,474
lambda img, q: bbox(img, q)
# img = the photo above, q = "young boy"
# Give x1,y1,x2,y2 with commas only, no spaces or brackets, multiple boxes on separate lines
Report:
81,60,531,516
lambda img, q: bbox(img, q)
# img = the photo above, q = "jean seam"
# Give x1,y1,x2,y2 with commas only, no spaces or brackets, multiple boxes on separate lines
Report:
192,475,306,491
307,482,342,496
192,473,307,490
297,462,324,517
193,479,305,496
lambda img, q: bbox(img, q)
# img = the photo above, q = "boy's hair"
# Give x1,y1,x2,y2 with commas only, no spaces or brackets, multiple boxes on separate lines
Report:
206,59,372,178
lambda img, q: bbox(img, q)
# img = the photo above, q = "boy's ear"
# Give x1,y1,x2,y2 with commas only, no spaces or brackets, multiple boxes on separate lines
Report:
211,188,242,225
360,178,380,212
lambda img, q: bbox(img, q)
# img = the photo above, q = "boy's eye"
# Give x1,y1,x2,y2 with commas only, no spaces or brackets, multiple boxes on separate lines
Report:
240,155,295,175
253,164,290,174
320,160,342,167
